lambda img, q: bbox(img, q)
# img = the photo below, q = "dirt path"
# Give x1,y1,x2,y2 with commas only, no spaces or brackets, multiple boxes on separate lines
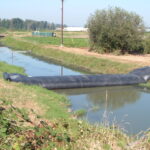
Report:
44,45,150,66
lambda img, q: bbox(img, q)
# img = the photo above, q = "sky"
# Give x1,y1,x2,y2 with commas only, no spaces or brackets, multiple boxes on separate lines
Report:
0,0,150,27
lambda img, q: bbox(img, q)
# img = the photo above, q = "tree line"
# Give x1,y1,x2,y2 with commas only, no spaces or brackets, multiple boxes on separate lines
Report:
0,18,66,30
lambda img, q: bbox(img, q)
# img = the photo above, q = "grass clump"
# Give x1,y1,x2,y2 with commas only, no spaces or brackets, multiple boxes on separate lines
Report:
74,109,87,117
0,99,73,150
139,82,150,89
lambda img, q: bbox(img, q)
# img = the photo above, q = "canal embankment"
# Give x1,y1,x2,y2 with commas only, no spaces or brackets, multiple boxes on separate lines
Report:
1,61,150,149
2,35,150,89
0,61,133,149
0,36,139,74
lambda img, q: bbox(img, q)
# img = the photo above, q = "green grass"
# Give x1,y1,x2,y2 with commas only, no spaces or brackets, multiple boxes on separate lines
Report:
22,36,89,48
21,85,70,119
74,109,87,117
0,61,25,77
139,82,150,88
1,36,138,74
144,32,150,38
0,61,69,120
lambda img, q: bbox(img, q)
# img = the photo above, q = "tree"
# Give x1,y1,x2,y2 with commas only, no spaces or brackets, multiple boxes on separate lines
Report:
1,19,10,29
10,18,24,30
0,18,66,31
49,23,56,30
87,7,145,54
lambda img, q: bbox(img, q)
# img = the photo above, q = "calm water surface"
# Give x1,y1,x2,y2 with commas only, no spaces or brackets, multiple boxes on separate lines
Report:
0,46,150,134
0,47,82,76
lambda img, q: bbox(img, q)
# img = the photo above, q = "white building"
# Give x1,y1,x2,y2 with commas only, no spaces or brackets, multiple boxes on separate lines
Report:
146,27,150,32
62,27,88,32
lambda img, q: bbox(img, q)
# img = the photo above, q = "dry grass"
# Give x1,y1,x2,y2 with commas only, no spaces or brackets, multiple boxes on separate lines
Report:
0,79,44,116
0,79,46,127
71,123,130,150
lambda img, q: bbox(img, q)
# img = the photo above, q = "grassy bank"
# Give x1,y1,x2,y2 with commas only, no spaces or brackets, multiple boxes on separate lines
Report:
0,62,69,149
0,62,69,120
0,36,138,74
0,62,131,149
1,61,150,149
0,62,25,77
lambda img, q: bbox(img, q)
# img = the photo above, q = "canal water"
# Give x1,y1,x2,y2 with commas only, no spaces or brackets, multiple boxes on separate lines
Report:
0,46,150,135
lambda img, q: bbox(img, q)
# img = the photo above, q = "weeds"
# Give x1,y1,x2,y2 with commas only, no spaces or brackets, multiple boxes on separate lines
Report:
0,99,73,150
74,109,87,117
139,82,150,89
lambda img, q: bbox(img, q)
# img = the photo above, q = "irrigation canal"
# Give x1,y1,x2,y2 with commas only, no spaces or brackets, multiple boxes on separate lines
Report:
0,46,150,135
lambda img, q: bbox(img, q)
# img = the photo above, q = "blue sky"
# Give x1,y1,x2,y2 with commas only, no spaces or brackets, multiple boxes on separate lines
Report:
0,0,150,27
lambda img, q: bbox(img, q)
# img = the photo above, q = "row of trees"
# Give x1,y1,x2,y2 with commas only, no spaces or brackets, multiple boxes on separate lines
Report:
0,18,66,30
87,7,149,54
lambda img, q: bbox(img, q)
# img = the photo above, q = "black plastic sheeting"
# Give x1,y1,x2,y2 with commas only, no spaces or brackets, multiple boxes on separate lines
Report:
3,66,150,89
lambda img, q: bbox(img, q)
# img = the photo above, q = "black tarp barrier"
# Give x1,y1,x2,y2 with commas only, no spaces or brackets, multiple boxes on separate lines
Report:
3,66,150,89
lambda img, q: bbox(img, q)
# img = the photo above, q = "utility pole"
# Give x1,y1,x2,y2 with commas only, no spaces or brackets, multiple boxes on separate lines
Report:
61,0,64,47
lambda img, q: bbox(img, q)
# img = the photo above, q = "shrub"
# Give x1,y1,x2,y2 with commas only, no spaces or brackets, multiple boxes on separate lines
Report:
87,7,145,54
144,38,150,54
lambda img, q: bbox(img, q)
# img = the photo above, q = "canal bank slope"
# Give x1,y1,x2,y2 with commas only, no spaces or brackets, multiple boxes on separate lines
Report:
1,62,150,149
0,62,128,149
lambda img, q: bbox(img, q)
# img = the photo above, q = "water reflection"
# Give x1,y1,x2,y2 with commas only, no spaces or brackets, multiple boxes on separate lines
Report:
56,86,150,134
0,42,4,47
0,47,82,76
56,86,141,111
